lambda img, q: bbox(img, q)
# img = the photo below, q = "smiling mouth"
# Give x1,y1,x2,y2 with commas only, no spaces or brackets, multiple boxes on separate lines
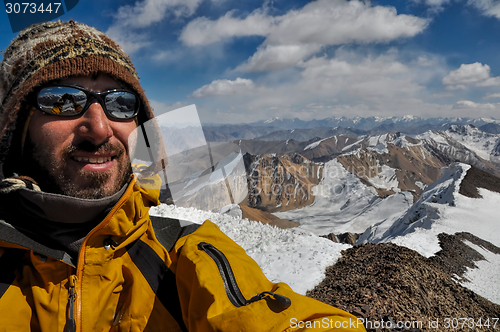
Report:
73,156,114,164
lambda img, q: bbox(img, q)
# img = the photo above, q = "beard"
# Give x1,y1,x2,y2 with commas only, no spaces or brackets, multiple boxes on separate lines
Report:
23,139,132,199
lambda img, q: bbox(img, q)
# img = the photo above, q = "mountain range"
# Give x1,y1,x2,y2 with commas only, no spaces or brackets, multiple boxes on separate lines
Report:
155,116,500,329
203,115,500,142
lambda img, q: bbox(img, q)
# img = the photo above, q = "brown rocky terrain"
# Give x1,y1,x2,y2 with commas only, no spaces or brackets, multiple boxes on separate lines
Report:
321,232,361,245
243,153,322,212
239,204,299,229
337,141,447,200
238,129,500,205
459,165,500,198
307,233,500,331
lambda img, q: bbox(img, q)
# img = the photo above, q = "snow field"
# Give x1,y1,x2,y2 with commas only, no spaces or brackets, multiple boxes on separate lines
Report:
459,241,500,305
274,159,411,234
149,204,351,295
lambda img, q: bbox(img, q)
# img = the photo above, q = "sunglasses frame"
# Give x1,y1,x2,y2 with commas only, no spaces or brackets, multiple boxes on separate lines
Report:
35,84,141,120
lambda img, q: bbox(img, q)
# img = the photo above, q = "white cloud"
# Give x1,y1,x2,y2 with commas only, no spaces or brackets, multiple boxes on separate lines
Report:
442,62,500,89
411,0,451,12
236,44,321,72
452,100,497,109
188,50,453,123
416,56,437,67
431,92,455,98
477,77,500,86
422,0,451,6
114,0,202,29
468,0,500,19
180,11,276,46
104,27,152,54
106,0,203,54
484,92,500,99
264,0,427,46
294,50,423,102
181,0,428,72
189,78,259,98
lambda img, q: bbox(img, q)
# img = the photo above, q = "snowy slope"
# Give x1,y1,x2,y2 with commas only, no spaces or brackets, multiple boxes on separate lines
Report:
273,159,412,235
357,163,468,249
149,204,351,295
356,163,500,304
460,241,500,305
446,125,500,161
148,161,500,305
359,163,500,253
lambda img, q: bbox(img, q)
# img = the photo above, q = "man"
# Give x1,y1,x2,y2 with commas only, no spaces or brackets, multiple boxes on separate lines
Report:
0,20,365,331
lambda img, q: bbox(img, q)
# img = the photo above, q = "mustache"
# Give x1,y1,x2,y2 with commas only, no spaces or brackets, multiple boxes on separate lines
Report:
64,141,125,156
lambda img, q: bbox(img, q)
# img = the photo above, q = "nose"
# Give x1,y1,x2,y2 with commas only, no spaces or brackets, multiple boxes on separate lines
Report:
76,101,113,144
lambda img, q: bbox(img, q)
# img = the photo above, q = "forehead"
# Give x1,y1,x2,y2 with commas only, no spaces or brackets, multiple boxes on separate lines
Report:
56,73,123,92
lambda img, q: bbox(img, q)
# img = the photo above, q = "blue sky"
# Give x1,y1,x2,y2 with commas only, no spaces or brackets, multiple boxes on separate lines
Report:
2,0,500,124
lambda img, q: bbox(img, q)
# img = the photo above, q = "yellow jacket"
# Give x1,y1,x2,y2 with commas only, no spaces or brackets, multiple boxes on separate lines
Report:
0,177,365,332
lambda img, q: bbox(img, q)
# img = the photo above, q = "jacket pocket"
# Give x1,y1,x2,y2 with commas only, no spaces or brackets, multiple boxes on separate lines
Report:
197,242,291,312
198,242,247,307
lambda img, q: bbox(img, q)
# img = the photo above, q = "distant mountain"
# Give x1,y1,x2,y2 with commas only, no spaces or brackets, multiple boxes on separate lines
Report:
203,116,500,142
202,124,278,142
253,127,363,141
249,115,499,131
480,122,500,134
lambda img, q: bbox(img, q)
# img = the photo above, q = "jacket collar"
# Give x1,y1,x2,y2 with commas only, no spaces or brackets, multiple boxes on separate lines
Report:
0,175,161,265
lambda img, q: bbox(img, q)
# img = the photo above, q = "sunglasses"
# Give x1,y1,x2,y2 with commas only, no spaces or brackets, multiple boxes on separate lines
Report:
36,85,141,120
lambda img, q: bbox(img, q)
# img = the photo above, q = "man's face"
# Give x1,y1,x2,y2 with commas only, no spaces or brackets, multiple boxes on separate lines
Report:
26,73,138,199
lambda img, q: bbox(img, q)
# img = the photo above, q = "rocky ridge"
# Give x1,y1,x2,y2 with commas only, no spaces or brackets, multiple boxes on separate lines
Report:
243,153,322,212
307,235,500,331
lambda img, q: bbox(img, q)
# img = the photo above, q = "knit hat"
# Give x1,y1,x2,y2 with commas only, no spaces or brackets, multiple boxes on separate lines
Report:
0,20,156,178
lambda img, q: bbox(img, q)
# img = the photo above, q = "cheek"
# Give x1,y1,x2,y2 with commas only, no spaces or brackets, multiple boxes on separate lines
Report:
114,121,138,152
28,115,74,153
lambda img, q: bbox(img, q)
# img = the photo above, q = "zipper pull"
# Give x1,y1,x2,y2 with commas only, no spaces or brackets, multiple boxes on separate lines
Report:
64,275,78,332
247,291,291,312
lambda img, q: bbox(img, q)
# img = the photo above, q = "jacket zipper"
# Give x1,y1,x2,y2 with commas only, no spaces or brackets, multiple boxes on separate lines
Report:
197,242,291,311
68,177,137,332
198,242,247,307
65,275,78,332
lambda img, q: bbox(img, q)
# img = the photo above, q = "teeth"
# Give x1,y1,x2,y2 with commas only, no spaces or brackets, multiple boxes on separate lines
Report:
74,156,113,163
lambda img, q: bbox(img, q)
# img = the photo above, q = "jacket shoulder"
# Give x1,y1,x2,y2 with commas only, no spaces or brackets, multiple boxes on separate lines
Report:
149,215,200,252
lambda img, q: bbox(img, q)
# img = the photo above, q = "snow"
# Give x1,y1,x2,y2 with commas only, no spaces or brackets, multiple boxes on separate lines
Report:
459,241,500,305
149,204,350,295
415,181,426,190
264,117,280,124
274,160,411,235
341,138,364,152
356,163,500,304
359,163,470,254
446,125,500,161
368,162,400,192
153,153,500,304
304,137,330,150
417,131,449,145
367,134,389,154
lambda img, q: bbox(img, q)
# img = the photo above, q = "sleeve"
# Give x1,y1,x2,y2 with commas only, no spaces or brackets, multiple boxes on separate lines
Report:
170,220,366,332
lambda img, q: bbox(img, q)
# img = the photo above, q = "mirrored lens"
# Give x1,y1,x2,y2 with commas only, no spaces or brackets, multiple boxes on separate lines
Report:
105,92,138,119
37,86,86,115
